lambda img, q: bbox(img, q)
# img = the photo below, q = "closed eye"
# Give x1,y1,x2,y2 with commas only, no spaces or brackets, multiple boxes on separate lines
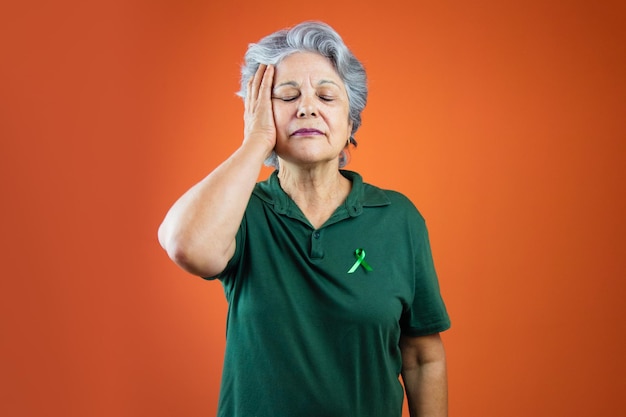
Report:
319,96,335,102
273,95,298,102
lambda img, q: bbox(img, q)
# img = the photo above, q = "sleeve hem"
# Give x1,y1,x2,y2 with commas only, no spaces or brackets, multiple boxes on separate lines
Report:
401,320,451,337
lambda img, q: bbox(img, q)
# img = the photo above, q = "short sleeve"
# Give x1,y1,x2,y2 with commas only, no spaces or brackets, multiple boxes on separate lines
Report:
400,222,451,337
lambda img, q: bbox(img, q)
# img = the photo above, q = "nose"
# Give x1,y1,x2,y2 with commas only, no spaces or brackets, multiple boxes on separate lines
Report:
297,95,317,118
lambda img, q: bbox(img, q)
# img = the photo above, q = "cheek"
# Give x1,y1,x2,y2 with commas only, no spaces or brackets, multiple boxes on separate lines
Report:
272,109,291,141
334,112,352,134
272,106,290,126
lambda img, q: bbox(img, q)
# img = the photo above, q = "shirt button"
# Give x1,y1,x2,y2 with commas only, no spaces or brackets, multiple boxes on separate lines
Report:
313,231,320,239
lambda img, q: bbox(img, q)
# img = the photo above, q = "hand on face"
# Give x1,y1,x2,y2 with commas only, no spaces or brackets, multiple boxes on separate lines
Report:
270,52,353,168
243,64,276,153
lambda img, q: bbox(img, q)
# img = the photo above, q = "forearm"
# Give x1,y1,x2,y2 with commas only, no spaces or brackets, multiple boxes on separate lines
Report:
160,63,276,277
158,139,272,276
400,333,448,417
402,358,447,417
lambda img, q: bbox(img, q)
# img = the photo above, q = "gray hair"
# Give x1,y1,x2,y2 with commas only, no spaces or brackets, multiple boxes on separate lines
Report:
237,21,368,168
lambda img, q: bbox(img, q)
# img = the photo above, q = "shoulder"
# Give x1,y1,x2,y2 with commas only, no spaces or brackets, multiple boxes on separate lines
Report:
342,170,418,210
251,172,277,203
359,186,431,249
250,170,290,212
362,182,425,222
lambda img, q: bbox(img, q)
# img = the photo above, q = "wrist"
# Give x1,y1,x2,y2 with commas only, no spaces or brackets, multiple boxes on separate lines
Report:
240,136,275,162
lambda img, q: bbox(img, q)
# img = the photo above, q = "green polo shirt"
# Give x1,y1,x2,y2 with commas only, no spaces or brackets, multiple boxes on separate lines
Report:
212,170,450,417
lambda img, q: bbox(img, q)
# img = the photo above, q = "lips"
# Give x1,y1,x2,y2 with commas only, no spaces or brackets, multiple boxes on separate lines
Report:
291,128,324,136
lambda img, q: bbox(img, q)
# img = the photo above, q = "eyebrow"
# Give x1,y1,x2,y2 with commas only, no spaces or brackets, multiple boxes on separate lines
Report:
273,79,340,92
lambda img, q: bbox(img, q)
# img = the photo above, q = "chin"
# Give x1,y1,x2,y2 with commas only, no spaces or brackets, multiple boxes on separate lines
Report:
279,155,341,169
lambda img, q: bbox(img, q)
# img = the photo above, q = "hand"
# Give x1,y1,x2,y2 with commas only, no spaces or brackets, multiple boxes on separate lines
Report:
243,64,276,153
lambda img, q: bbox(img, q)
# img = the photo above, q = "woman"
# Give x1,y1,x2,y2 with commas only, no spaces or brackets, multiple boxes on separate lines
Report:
158,21,450,417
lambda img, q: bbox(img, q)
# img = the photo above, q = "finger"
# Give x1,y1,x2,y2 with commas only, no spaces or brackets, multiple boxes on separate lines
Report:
258,64,274,103
250,64,267,104
245,76,254,113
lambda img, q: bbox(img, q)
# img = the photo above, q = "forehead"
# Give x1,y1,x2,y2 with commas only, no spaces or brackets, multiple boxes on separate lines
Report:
274,52,343,85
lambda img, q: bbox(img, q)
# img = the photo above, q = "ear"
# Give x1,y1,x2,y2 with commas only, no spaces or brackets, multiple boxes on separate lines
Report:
345,120,354,148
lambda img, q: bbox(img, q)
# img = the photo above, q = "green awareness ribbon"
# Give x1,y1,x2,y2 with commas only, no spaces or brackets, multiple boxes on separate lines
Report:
347,248,373,273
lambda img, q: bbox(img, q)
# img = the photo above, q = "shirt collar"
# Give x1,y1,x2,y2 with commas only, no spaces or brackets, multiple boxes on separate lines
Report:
254,170,390,217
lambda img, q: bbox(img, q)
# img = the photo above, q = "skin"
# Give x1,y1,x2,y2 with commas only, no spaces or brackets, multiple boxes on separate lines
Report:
158,51,448,417
271,52,353,170
270,52,354,228
401,333,448,417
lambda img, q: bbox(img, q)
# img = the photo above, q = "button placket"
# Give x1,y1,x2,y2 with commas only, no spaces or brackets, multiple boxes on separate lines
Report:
310,229,324,259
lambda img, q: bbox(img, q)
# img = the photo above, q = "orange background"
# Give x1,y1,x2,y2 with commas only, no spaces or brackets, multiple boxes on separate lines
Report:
1,0,625,416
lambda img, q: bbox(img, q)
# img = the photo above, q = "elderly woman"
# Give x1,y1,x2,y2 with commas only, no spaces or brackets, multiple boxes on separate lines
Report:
158,21,450,417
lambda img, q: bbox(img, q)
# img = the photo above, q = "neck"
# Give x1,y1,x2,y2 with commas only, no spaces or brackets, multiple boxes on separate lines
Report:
279,165,346,199
277,163,351,228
